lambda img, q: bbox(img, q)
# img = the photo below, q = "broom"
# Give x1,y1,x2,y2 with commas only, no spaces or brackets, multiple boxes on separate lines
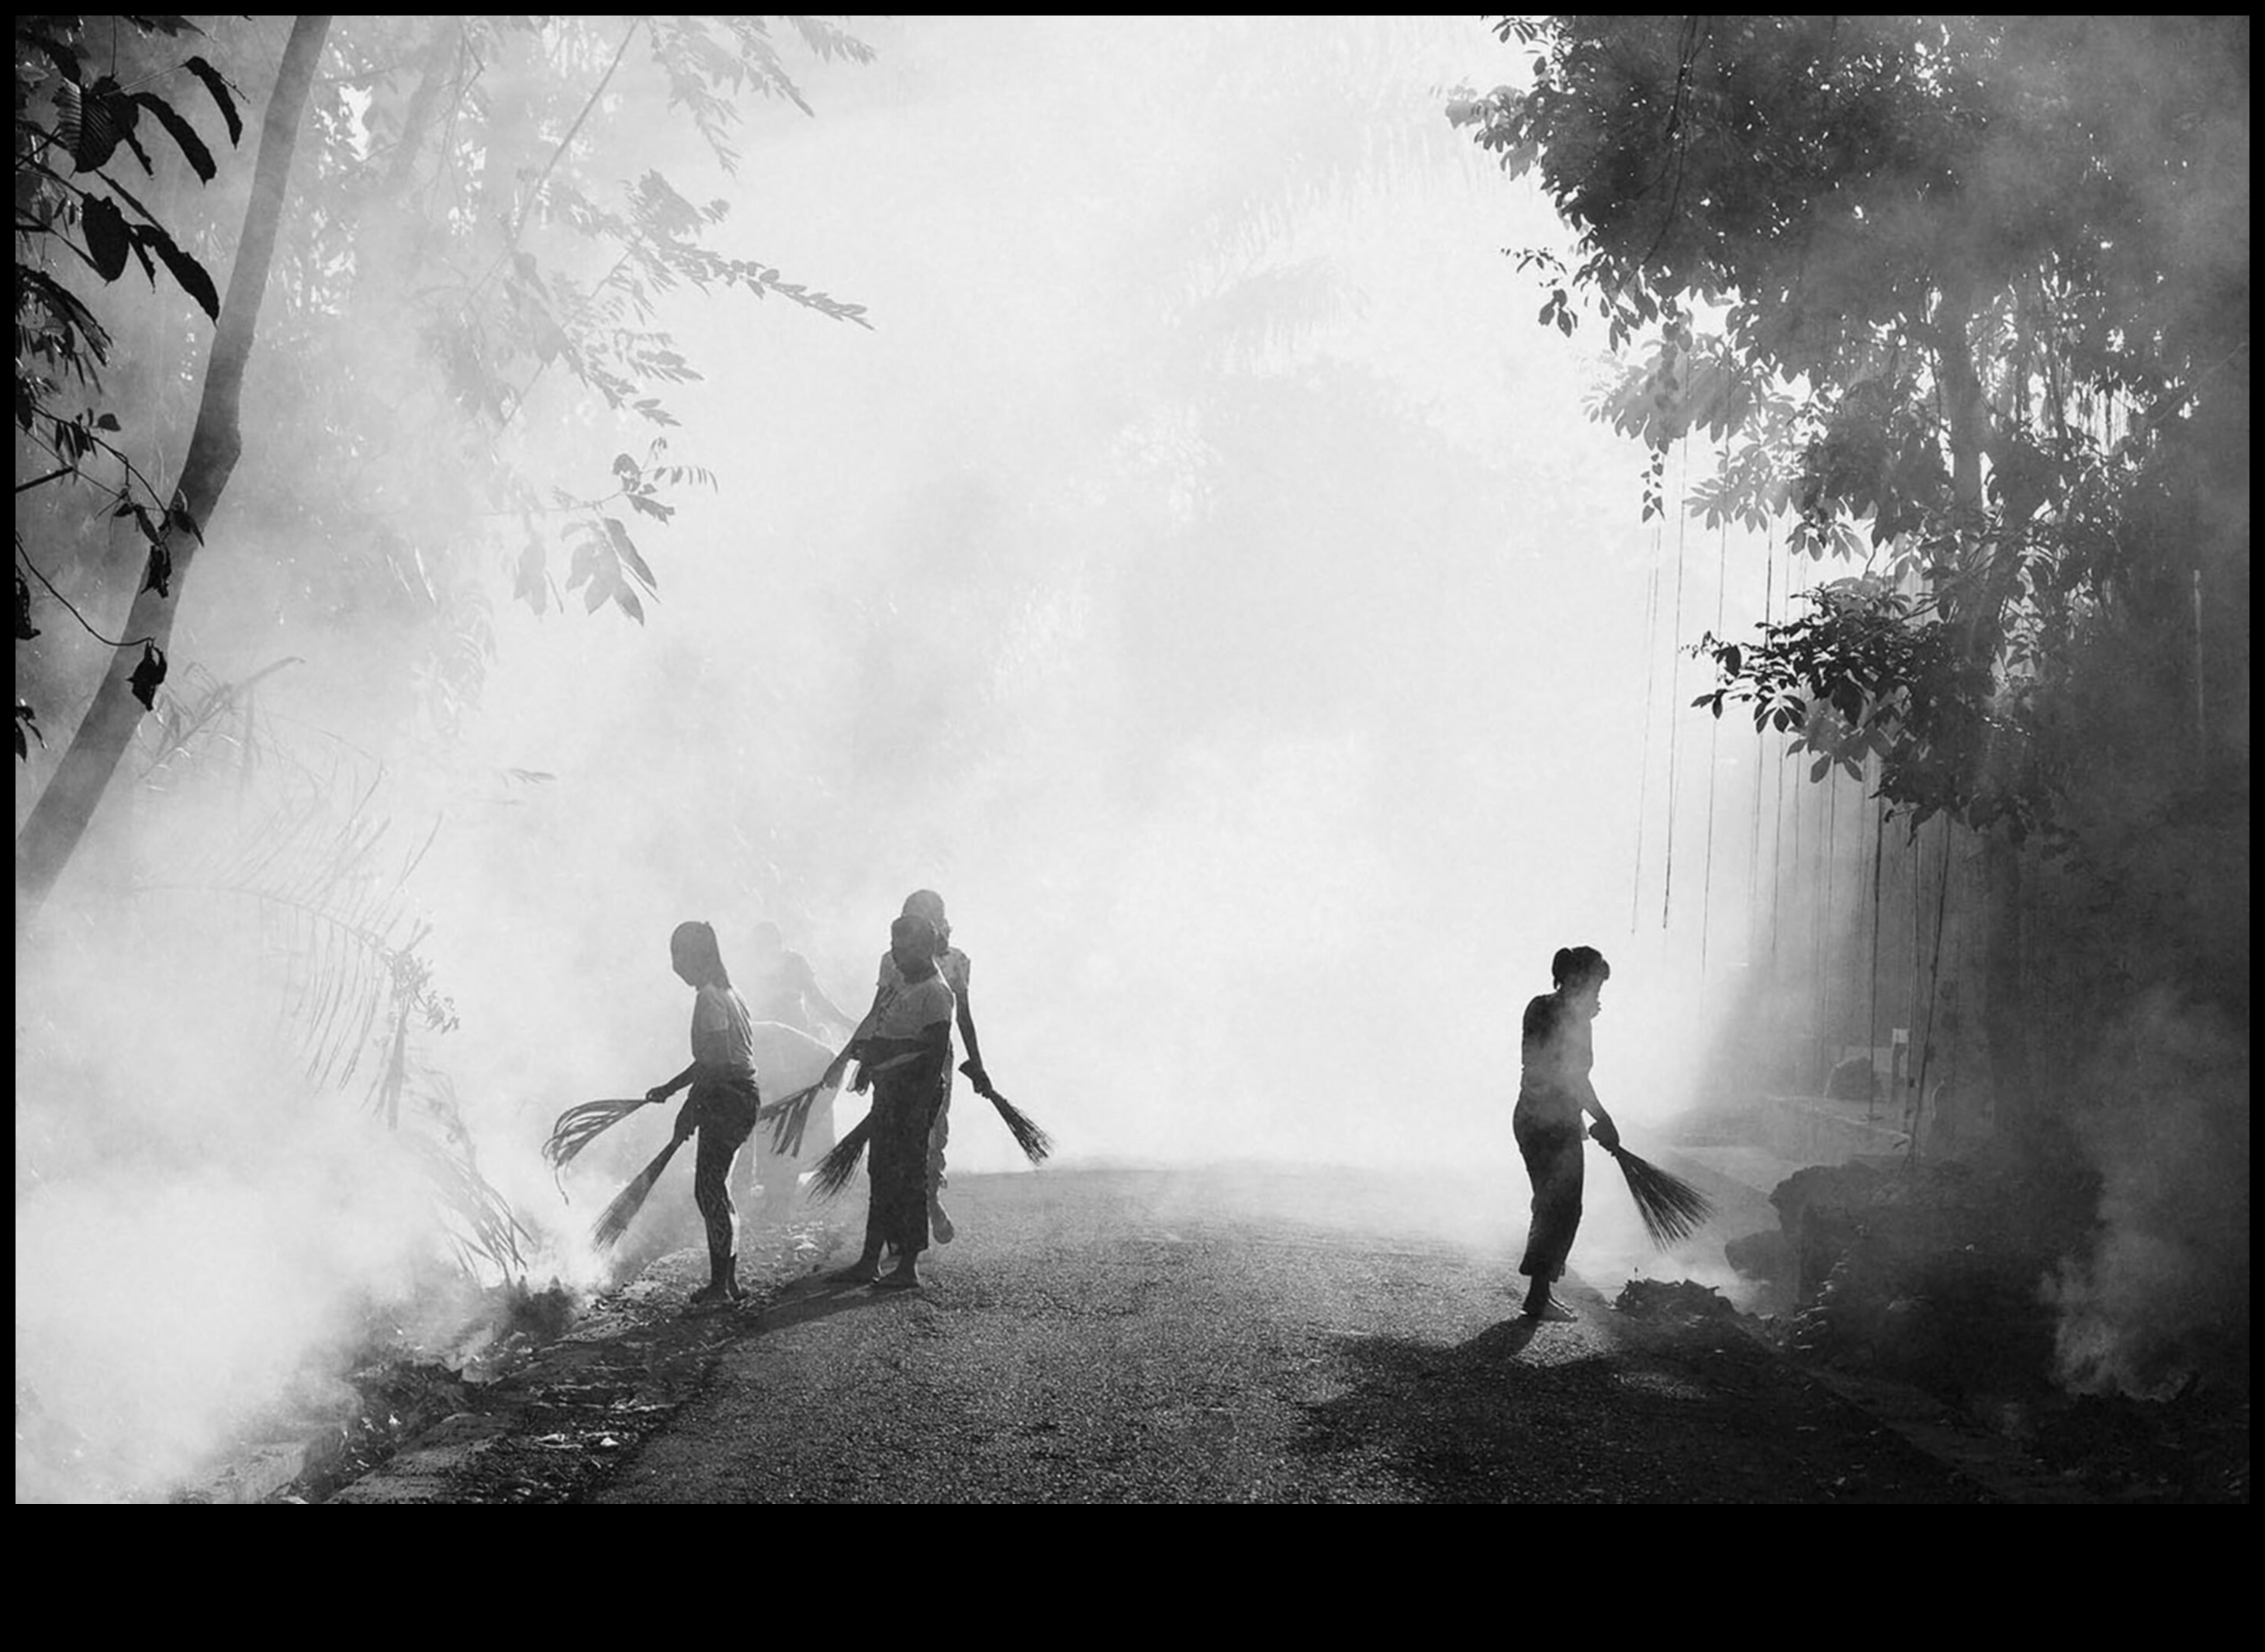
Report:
807,1112,873,1201
808,1059,1054,1201
543,1097,650,1190
801,1049,933,1201
963,1060,1052,1164
590,1135,688,1251
1592,1127,1714,1248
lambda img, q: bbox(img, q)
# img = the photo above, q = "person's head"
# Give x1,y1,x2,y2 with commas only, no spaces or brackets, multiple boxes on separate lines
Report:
671,921,731,990
890,914,939,980
901,889,949,951
1551,945,1610,1016
749,920,785,959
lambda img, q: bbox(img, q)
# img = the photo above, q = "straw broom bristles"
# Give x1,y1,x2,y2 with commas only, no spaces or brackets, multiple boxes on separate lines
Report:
958,1061,1051,1163
590,1136,687,1251
987,1092,1052,1163
1600,1142,1714,1249
807,1113,872,1201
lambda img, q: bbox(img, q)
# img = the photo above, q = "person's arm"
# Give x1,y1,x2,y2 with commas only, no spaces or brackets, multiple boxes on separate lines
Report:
824,982,890,1087
648,1060,699,1103
646,1060,703,1141
858,1018,952,1084
794,952,856,1034
1582,1085,1619,1149
956,988,991,1094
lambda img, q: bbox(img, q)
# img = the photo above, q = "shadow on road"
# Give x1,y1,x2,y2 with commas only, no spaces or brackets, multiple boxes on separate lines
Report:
1296,1312,1627,1502
1295,1298,1992,1502
751,1276,908,1337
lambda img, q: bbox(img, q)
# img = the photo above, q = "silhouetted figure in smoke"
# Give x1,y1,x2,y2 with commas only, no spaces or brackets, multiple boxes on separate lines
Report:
828,914,956,1290
1513,945,1621,1321
742,919,853,1039
828,890,994,1246
644,921,762,1308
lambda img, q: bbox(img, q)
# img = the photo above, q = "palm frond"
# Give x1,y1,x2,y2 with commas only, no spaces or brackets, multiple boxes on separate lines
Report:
143,766,452,1097
402,1128,533,1280
756,1079,827,1157
544,1097,648,1187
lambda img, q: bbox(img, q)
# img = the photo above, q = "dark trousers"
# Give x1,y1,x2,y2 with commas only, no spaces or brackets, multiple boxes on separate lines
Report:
1514,1112,1585,1282
867,1073,945,1256
690,1076,759,1270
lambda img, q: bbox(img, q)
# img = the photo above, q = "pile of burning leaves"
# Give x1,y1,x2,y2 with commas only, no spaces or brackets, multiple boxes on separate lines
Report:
1613,1277,1741,1327
1765,1153,2248,1502
2024,1387,2250,1503
168,1278,585,1504
1772,1158,2073,1400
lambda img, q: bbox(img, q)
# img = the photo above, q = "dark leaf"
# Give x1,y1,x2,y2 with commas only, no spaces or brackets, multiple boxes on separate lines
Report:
166,503,202,542
94,413,120,431
129,642,168,710
514,538,548,617
182,56,243,147
141,542,172,598
119,126,157,177
603,517,658,592
132,91,216,182
134,219,219,319
81,194,132,282
16,700,43,761
16,570,39,641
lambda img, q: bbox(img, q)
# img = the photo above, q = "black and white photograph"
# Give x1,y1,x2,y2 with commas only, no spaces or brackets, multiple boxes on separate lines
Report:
15,15,2249,1503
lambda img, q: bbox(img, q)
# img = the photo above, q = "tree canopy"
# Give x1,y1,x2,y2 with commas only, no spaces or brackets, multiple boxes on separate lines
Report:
1452,16,2248,853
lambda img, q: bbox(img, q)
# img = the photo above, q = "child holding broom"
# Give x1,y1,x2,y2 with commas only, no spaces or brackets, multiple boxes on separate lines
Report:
1513,945,1621,1322
825,890,993,1245
642,921,763,1308
827,914,956,1289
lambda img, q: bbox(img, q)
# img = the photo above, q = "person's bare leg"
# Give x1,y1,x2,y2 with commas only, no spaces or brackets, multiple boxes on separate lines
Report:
832,1207,884,1282
1523,1277,1574,1320
874,1248,922,1290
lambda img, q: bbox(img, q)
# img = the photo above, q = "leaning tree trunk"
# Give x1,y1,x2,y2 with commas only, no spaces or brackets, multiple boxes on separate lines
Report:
14,16,334,927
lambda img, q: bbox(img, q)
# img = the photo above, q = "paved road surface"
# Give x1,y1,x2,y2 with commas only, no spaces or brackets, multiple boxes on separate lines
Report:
588,1164,1990,1503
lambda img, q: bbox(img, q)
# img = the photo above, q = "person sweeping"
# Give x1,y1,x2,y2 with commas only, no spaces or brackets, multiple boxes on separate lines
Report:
826,890,993,1245
636,920,763,1308
1513,945,1621,1322
825,913,956,1290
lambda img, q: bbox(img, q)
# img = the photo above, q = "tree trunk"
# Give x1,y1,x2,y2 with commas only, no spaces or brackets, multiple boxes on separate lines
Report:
15,16,334,927
1935,275,2042,1144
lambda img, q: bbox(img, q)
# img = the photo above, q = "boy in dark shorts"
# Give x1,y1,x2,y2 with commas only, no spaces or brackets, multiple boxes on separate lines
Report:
645,921,762,1308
